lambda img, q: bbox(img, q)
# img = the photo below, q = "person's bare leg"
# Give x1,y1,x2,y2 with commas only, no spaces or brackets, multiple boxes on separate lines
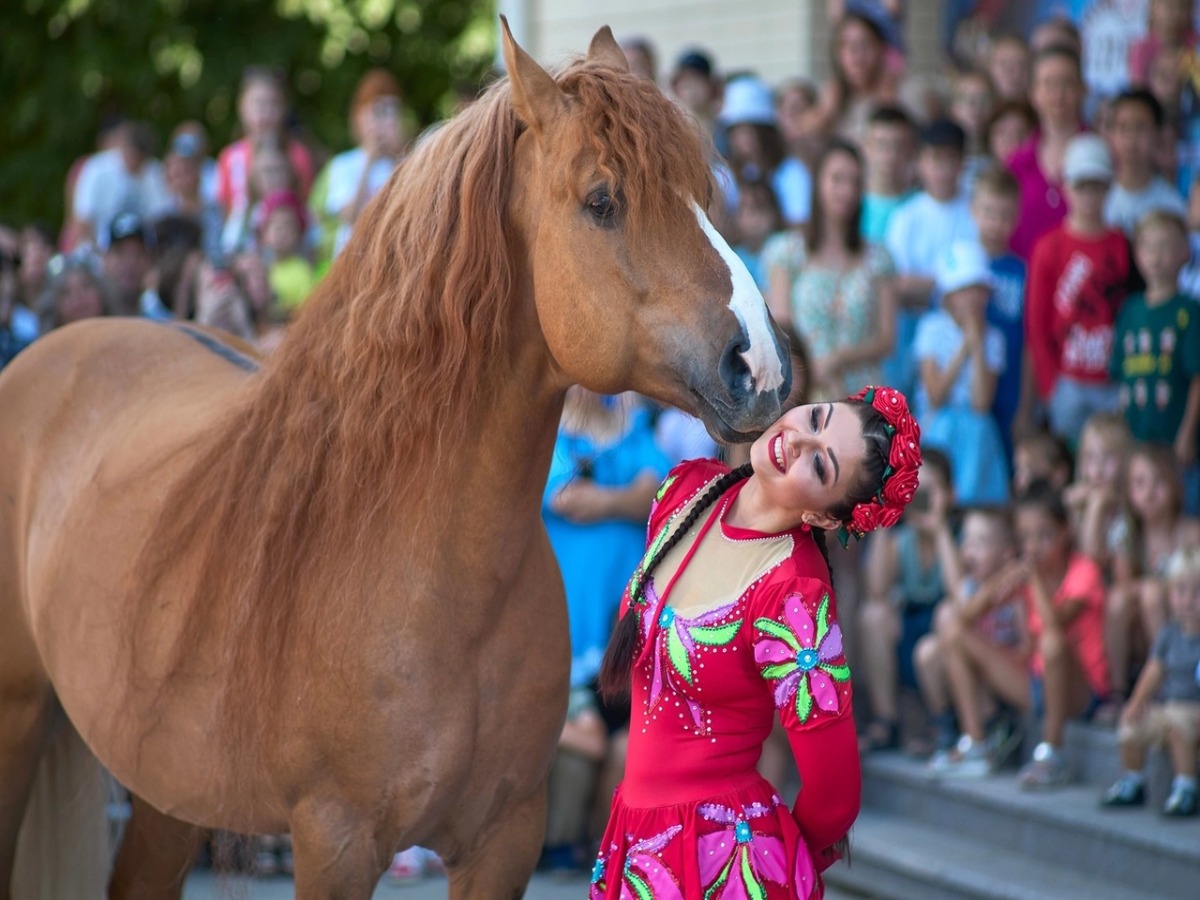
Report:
860,598,900,723
1105,584,1135,697
939,607,987,742
1038,627,1091,747
1165,713,1200,779
1138,579,1169,655
914,632,947,714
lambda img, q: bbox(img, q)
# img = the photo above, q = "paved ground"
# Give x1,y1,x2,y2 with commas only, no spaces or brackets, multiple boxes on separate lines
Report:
183,870,864,898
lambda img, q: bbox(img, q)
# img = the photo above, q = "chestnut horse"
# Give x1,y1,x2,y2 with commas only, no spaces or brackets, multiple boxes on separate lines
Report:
0,23,790,900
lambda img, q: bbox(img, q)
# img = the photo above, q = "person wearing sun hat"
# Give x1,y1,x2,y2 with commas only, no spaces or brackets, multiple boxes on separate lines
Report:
716,76,813,227
914,239,1010,506
1026,132,1134,446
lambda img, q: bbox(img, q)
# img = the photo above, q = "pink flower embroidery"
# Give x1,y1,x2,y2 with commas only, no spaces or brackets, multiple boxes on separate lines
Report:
590,825,685,900
753,592,849,723
697,800,787,899
642,582,741,727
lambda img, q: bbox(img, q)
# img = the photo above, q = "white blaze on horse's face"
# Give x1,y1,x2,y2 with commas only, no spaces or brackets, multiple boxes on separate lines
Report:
693,204,787,396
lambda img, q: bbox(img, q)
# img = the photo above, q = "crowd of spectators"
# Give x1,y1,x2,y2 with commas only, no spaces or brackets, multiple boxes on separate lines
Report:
3,0,1200,886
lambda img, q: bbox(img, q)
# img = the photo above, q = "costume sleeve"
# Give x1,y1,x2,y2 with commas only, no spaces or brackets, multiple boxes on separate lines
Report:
1025,234,1059,399
749,580,861,868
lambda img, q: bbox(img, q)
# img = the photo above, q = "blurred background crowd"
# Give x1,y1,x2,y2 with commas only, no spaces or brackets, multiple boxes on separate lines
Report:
3,0,1200,888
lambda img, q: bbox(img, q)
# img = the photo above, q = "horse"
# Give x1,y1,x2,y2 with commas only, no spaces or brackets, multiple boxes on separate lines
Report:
0,22,791,899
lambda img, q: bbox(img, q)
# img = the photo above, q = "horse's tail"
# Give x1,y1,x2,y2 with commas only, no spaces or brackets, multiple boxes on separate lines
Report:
13,721,111,898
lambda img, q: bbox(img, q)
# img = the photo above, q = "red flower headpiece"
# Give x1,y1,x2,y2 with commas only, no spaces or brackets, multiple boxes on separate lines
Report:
837,386,922,547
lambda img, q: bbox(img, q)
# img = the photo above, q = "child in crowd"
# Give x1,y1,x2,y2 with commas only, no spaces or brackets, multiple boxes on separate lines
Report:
1108,445,1200,702
1026,134,1133,447
1102,545,1200,817
732,179,785,291
1011,429,1073,496
984,100,1036,169
1063,413,1131,568
1104,91,1187,238
972,167,1027,465
860,448,953,753
221,135,299,256
669,49,720,140
922,506,1027,776
915,240,1009,506
258,191,315,323
1014,482,1110,789
860,105,916,244
1128,0,1197,88
985,34,1030,104
884,119,978,397
950,68,995,197
1110,211,1200,514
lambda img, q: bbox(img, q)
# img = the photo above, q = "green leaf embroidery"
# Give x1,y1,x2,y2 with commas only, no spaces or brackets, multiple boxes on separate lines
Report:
704,856,735,900
795,679,813,723
667,625,692,683
815,593,831,648
691,621,742,646
742,850,767,900
760,663,799,680
628,870,653,900
753,617,800,651
823,662,851,682
655,474,677,503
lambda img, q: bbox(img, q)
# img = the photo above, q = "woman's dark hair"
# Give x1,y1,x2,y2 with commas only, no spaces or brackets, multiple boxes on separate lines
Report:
832,12,887,98
1013,478,1070,527
1031,44,1083,82
599,400,891,703
736,178,785,234
804,139,864,256
729,124,787,179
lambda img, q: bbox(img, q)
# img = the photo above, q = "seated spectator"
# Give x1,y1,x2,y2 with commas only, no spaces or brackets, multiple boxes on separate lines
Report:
1012,429,1073,496
1101,545,1200,817
140,216,204,320
71,121,172,250
718,77,812,228
861,105,916,245
860,448,953,753
1111,212,1200,512
916,240,1009,506
36,250,111,332
1108,445,1200,703
102,212,155,317
164,126,224,259
923,505,1026,776
1104,91,1187,237
1013,482,1110,789
259,191,316,322
984,99,1036,168
985,34,1031,104
883,118,977,398
1063,412,1130,570
325,69,406,257
1026,134,1132,446
220,134,298,256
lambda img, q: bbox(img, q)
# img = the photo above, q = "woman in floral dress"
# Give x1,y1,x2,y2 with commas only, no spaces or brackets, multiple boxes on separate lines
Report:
593,387,922,899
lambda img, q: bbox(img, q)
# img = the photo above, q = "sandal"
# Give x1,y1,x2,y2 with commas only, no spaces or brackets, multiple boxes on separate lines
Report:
858,719,900,754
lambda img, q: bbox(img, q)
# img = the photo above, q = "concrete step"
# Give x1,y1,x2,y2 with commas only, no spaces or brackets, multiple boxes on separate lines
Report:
824,809,1151,900
858,752,1200,899
1062,720,1177,805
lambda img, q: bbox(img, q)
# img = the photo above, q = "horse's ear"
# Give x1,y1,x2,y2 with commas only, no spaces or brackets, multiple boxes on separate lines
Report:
500,15,566,136
587,26,629,72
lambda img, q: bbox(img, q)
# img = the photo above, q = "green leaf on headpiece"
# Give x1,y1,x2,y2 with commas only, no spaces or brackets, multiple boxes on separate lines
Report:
885,423,896,435
836,525,851,550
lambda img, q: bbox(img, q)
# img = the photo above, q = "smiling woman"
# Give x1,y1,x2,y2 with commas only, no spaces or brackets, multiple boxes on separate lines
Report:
593,386,921,900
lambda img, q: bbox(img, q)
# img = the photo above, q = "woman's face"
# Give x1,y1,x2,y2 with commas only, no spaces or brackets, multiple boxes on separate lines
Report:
1077,431,1122,487
240,80,285,139
1015,506,1069,570
988,112,1034,164
57,270,104,324
988,42,1030,101
1030,56,1082,129
750,402,867,525
818,151,862,224
837,20,883,93
1127,454,1175,522
776,86,812,145
728,124,764,165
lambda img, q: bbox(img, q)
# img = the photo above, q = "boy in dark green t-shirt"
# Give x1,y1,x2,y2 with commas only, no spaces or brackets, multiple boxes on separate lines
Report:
1110,211,1200,471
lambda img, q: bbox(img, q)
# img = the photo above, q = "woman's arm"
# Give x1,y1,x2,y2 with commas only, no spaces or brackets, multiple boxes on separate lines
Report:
829,274,899,370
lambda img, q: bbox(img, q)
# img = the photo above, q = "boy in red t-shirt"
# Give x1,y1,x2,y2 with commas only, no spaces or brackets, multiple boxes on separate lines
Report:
1026,134,1134,446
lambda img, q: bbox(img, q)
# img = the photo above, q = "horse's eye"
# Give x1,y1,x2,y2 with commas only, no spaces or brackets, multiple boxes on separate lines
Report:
586,189,618,227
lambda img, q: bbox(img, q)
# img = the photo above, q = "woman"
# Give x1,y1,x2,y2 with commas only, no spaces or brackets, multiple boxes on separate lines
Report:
592,386,922,899
801,11,899,146
1008,46,1087,260
764,140,897,401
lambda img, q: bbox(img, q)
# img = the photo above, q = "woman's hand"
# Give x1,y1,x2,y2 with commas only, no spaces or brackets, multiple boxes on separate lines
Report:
550,480,613,524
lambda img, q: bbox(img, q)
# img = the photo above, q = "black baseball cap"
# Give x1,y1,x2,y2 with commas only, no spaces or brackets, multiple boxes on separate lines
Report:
920,119,967,154
107,211,154,249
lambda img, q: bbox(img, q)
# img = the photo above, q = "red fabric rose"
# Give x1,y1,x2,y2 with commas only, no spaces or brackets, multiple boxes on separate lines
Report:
879,506,903,528
871,386,906,417
882,466,920,508
850,502,882,535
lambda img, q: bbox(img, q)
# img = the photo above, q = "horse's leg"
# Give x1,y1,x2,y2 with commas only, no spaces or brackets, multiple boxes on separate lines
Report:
108,793,204,900
289,801,388,900
447,784,547,900
0,685,52,899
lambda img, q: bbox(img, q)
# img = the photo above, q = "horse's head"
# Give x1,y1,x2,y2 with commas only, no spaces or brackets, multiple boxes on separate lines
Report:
501,21,792,441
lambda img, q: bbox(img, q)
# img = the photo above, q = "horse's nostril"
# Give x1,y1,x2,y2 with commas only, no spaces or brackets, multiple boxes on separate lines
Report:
719,333,753,399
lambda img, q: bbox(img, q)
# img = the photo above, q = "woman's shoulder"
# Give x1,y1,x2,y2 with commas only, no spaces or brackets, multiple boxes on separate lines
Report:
650,458,730,520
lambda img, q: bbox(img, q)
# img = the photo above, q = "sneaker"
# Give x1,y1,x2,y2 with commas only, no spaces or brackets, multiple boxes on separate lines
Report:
387,847,427,884
1100,775,1145,808
928,735,993,779
1017,742,1072,790
1162,783,1198,817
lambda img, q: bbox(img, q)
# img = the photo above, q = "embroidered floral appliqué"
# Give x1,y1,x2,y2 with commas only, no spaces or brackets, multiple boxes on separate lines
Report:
697,800,788,899
753,592,849,723
591,825,686,900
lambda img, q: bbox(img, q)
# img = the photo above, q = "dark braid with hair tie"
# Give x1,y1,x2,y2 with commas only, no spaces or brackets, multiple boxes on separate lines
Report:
599,463,754,703
810,526,835,592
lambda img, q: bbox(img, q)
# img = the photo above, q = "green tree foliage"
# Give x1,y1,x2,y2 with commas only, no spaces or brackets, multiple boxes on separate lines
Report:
1,0,495,228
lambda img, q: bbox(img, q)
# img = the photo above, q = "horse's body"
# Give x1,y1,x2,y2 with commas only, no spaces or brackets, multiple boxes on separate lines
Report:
0,25,790,899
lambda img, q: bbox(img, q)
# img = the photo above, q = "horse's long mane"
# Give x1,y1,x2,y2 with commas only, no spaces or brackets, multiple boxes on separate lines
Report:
136,57,713,764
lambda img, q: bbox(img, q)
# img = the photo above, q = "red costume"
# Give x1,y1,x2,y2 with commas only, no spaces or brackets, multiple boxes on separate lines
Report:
591,459,861,900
